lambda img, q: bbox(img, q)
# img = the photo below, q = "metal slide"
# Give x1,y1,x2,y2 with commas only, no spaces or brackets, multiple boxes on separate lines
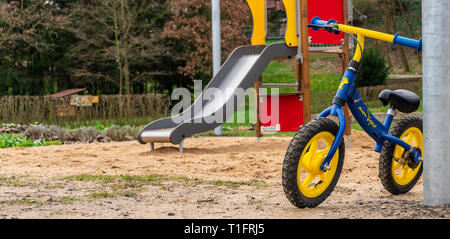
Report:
137,43,297,150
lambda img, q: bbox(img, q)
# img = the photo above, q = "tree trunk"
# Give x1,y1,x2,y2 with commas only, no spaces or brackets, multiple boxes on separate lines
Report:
112,0,123,96
396,0,422,65
394,27,411,72
112,0,124,117
384,0,410,72
120,0,131,117
379,0,393,67
120,0,131,96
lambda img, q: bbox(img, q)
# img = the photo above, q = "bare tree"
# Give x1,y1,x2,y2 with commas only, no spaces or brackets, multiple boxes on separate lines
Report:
380,0,410,72
66,0,170,95
0,1,70,95
396,0,422,65
163,0,251,78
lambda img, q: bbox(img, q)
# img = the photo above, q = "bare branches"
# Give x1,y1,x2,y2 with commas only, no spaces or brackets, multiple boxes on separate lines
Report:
163,0,250,78
66,0,172,94
0,0,252,95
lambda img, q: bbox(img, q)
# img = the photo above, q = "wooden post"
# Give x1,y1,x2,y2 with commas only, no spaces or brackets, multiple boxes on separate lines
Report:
300,0,311,123
255,76,262,138
343,0,352,136
295,60,302,93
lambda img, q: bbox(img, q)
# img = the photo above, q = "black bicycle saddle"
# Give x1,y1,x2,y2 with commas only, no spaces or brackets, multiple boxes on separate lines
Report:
378,89,420,113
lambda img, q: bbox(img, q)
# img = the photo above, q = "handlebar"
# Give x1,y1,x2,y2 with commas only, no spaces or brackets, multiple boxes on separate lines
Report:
392,33,422,51
309,16,422,52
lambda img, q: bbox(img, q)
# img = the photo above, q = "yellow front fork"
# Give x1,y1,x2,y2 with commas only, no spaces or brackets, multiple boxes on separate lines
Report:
352,33,365,63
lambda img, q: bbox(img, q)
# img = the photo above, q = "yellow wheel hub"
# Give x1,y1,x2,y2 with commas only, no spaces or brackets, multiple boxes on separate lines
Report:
392,127,423,186
297,132,339,198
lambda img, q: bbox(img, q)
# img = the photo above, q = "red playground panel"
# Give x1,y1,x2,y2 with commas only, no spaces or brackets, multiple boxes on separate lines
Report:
308,0,344,45
260,93,304,133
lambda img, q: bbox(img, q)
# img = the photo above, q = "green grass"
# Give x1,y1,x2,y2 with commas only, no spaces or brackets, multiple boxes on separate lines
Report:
62,174,175,184
365,97,423,113
261,61,341,94
310,74,341,93
59,174,266,201
351,122,364,131
0,134,61,149
62,174,266,189
196,126,297,137
221,59,343,128
0,198,45,206
60,196,77,204
62,117,156,129
0,175,31,187
266,39,284,45
310,55,336,63
207,179,266,189
87,192,115,199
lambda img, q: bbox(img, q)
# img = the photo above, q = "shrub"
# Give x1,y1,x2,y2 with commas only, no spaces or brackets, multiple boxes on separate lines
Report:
0,123,27,134
355,46,390,87
44,125,72,142
72,127,103,143
23,124,72,142
22,124,141,143
105,125,129,142
23,125,47,140
125,126,140,140
105,125,140,141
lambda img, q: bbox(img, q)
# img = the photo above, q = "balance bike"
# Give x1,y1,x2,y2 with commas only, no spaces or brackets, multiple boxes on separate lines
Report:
282,17,423,208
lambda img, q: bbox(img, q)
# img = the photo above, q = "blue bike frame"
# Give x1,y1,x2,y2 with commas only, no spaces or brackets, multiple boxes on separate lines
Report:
309,17,423,171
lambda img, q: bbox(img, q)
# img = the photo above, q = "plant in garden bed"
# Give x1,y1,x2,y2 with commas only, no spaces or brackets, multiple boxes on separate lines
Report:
0,134,60,148
72,126,104,143
24,125,72,142
20,123,141,144
0,123,27,134
105,125,140,141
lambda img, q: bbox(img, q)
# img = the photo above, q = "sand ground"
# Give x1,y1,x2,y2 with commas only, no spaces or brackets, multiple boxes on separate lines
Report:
0,130,448,219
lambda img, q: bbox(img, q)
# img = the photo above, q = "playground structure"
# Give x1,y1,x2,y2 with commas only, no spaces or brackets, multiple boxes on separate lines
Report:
137,0,353,152
255,0,353,136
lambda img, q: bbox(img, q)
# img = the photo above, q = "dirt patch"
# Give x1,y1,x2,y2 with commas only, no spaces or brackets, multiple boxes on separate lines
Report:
0,130,448,219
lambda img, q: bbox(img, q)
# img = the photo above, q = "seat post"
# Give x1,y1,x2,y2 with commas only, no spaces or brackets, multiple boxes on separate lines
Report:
374,106,396,152
383,106,396,130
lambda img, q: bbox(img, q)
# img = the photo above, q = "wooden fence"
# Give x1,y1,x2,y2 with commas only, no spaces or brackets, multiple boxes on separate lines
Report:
0,94,170,126
0,82,422,126
311,83,422,113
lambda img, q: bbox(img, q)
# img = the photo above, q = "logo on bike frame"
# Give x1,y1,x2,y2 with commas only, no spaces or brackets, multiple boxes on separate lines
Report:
339,77,349,90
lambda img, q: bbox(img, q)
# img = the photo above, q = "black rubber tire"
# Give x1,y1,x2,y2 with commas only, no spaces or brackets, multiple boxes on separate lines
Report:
378,116,423,195
282,118,345,208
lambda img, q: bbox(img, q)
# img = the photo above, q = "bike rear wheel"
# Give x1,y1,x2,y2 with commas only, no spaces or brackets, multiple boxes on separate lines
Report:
378,116,423,195
282,118,345,208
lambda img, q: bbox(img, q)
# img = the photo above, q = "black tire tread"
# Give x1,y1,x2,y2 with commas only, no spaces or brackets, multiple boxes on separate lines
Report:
378,115,423,195
282,118,345,208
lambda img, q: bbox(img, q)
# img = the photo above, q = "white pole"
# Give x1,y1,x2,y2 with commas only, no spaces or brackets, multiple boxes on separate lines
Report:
212,0,222,135
423,0,450,206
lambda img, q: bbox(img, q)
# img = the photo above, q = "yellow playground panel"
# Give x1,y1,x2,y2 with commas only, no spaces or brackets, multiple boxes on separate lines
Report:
246,0,267,45
246,0,300,47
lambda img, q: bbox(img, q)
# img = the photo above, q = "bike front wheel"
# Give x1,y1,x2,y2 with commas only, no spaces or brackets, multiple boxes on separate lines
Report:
282,118,345,208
